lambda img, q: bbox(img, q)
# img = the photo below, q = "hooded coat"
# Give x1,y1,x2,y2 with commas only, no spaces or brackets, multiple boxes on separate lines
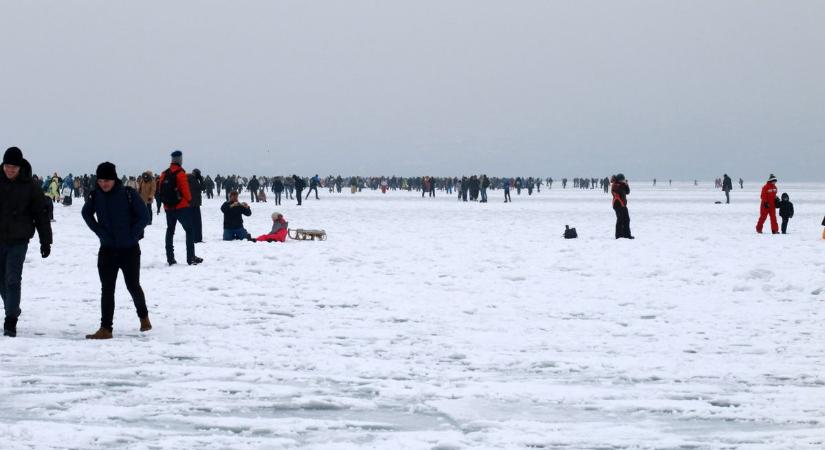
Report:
0,159,53,245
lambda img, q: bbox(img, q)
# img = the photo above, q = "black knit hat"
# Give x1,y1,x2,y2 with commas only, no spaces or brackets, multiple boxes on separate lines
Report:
3,147,24,166
96,162,118,180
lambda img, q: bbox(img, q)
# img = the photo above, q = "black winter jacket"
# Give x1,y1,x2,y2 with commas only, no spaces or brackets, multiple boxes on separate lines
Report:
248,177,260,192
221,201,251,229
188,174,204,207
777,200,794,219
0,159,52,245
81,181,149,249
293,176,306,190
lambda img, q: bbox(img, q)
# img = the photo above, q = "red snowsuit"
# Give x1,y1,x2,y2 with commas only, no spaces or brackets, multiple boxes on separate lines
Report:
756,181,778,233
256,218,288,242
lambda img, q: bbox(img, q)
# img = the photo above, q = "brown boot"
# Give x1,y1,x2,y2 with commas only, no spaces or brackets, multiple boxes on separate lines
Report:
85,327,113,340
139,316,152,332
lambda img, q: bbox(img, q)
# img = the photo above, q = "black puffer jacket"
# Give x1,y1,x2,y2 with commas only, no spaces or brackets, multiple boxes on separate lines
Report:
0,159,53,245
188,173,203,208
82,180,148,249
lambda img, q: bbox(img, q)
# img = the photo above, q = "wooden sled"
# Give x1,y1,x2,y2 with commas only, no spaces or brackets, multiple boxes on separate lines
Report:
288,228,327,241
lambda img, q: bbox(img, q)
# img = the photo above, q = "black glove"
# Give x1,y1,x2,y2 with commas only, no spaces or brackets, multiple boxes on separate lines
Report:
40,244,50,258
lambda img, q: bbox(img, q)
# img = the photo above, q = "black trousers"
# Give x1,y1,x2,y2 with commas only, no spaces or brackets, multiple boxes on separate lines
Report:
192,206,203,242
251,190,258,202
614,206,632,239
295,189,303,205
305,186,318,200
781,217,789,234
98,246,148,330
274,191,282,205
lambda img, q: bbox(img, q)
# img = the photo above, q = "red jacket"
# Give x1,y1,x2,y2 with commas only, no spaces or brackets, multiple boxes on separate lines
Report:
159,163,192,210
760,182,777,208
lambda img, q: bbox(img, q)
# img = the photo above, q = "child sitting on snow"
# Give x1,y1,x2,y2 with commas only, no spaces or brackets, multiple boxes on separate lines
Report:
255,212,288,242
776,193,794,234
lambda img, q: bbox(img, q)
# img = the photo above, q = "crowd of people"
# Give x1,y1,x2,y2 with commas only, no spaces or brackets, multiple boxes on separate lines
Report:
1,145,821,339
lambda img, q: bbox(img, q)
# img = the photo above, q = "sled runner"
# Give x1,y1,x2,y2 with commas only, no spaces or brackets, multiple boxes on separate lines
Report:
288,228,327,241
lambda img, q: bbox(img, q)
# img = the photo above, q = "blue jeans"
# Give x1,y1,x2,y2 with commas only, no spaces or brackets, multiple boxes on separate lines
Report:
165,208,196,263
223,228,249,241
0,242,28,319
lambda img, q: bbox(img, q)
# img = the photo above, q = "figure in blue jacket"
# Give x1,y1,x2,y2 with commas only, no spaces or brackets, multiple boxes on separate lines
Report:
81,162,151,339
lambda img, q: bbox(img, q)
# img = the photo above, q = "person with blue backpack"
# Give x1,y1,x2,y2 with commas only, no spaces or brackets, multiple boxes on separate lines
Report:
82,162,151,339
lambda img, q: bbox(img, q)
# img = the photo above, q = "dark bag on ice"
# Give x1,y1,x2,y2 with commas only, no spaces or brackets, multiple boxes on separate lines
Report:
564,225,578,239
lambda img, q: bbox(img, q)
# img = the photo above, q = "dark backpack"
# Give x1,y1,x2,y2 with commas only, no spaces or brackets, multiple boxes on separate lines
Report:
563,225,578,239
160,168,182,207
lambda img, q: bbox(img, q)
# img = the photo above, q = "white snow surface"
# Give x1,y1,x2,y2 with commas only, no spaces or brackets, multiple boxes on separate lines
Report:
2,183,825,449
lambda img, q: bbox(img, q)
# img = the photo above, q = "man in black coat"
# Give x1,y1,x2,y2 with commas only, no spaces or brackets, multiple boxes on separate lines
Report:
221,191,253,240
0,147,52,337
722,174,733,204
293,175,305,206
248,175,260,203
188,169,204,242
82,162,151,339
272,176,284,206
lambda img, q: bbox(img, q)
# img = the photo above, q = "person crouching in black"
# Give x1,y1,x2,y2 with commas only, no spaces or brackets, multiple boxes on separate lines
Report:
611,174,633,239
81,162,151,339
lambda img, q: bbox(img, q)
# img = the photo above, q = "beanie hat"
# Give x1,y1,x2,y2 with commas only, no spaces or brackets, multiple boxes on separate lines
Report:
3,147,24,166
768,174,777,182
96,162,118,180
616,173,626,182
271,212,282,219
171,150,183,164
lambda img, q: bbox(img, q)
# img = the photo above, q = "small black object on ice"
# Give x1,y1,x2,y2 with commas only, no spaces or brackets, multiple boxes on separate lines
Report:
564,225,578,239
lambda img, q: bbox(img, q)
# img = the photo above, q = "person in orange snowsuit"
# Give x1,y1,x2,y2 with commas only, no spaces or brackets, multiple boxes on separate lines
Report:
756,174,779,234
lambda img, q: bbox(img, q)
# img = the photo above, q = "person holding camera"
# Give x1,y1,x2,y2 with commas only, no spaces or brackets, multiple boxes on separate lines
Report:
221,191,253,241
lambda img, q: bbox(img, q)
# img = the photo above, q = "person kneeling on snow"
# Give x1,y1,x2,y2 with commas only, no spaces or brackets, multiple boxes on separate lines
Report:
221,191,253,241
255,212,288,242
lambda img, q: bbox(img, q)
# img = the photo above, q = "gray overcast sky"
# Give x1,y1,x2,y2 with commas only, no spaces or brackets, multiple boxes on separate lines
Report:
1,0,824,180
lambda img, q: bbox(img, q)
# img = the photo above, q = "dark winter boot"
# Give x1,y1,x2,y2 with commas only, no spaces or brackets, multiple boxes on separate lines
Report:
140,316,152,332
85,327,113,340
3,317,17,337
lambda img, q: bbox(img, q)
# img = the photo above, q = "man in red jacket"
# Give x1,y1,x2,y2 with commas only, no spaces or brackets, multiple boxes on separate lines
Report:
756,174,779,234
159,150,202,265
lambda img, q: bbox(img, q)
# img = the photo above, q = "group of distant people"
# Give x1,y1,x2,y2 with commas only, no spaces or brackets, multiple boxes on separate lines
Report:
3,144,824,340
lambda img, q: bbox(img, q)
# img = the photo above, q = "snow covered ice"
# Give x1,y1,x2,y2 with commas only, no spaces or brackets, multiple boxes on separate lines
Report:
2,183,825,449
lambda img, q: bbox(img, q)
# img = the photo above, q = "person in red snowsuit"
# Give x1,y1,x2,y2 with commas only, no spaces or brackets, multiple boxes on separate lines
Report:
756,174,779,234
256,212,288,242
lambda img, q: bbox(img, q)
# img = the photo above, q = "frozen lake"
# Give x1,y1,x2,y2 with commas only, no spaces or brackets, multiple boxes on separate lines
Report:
2,182,824,449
